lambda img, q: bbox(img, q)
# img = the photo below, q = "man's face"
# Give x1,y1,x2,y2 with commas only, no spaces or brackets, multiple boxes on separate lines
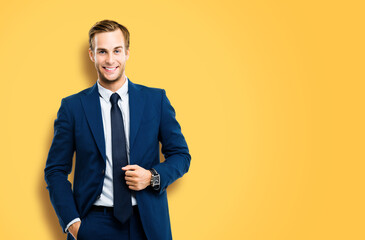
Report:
89,29,130,84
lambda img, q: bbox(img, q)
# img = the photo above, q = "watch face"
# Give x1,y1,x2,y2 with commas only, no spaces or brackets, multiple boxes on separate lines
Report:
152,177,158,185
152,176,160,186
150,169,160,189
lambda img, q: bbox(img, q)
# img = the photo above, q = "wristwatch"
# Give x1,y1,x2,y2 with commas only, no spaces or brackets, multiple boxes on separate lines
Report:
149,168,160,191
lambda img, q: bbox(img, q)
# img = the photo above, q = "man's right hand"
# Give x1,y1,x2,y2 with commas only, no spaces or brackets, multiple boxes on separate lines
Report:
68,221,81,239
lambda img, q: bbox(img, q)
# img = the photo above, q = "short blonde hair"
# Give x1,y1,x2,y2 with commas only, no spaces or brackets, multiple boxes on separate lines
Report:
89,20,130,51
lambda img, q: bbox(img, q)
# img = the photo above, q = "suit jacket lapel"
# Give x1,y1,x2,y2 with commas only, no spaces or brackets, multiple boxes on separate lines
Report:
81,83,106,161
129,80,145,152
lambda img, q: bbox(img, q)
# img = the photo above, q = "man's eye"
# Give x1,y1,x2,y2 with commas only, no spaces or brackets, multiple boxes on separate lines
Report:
99,51,105,54
115,50,120,53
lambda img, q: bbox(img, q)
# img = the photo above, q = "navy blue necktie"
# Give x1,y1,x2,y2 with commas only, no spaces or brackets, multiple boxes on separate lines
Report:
110,93,132,223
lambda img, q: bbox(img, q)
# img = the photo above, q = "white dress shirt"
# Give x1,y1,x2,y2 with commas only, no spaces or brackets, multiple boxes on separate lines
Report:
66,77,136,231
94,78,137,206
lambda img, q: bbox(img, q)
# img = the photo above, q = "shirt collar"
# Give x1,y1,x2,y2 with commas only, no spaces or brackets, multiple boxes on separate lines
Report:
97,77,129,103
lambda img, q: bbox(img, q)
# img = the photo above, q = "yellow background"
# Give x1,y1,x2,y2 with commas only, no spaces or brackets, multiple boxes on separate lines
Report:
0,0,364,239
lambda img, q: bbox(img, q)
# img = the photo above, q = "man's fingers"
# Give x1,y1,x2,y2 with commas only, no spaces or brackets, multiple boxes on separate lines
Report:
123,166,149,191
128,185,142,191
125,176,138,182
128,185,137,190
122,164,139,171
126,180,135,186
125,170,138,177
126,182,142,191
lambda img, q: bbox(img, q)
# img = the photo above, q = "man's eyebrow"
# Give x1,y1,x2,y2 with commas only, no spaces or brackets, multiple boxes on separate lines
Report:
96,46,123,51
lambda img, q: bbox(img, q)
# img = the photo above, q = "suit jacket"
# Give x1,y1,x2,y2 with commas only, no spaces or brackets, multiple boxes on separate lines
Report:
44,80,191,240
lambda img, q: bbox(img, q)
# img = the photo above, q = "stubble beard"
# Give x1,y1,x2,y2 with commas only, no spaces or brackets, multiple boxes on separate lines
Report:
98,64,125,85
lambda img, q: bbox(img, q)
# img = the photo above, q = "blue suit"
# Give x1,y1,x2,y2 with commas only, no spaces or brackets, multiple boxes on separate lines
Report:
44,80,191,240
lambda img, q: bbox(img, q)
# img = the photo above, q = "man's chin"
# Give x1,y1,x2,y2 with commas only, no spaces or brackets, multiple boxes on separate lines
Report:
99,75,123,83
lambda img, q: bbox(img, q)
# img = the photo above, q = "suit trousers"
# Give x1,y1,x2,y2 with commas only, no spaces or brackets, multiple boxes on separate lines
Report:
67,206,147,240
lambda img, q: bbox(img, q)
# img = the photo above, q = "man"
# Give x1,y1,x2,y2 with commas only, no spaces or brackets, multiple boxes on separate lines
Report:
44,20,191,240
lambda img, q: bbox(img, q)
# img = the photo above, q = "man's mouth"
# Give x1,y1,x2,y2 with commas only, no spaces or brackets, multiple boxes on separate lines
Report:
103,66,119,72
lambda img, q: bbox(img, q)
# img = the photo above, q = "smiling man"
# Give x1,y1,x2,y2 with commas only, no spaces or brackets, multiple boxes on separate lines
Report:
44,20,191,240
91,29,128,91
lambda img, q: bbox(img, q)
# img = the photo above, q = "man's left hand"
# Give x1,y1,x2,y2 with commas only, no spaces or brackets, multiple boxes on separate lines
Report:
122,165,152,191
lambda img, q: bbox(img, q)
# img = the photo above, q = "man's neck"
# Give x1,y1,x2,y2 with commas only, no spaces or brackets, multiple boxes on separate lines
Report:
98,75,127,93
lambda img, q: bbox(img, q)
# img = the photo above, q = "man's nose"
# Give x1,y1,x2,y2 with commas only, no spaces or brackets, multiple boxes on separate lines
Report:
106,54,114,64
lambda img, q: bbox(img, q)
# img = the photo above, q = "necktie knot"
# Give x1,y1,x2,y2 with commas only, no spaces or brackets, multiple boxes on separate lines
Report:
110,93,120,105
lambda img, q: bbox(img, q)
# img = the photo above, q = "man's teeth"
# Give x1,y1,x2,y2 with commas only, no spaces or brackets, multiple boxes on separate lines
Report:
105,67,117,70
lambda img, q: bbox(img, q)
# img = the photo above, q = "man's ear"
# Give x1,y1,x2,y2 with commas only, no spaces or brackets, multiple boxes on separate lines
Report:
125,48,130,60
88,48,95,62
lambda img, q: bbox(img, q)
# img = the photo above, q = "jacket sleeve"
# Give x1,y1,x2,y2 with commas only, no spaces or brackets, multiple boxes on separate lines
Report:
153,90,191,194
44,98,80,232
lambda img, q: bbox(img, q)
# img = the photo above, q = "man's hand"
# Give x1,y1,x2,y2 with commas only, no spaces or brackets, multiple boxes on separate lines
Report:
68,221,81,240
122,165,152,191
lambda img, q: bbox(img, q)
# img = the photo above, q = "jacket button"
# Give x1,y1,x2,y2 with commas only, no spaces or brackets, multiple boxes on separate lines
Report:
101,169,105,174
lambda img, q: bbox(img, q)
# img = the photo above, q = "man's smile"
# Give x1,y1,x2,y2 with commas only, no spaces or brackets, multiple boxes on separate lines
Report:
103,66,119,72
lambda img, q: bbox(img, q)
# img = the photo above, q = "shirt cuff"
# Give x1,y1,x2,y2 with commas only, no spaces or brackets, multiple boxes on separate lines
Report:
65,218,81,232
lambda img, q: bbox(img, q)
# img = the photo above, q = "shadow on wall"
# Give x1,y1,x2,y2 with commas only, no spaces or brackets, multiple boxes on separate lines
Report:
38,44,97,239
40,43,181,239
81,43,98,86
